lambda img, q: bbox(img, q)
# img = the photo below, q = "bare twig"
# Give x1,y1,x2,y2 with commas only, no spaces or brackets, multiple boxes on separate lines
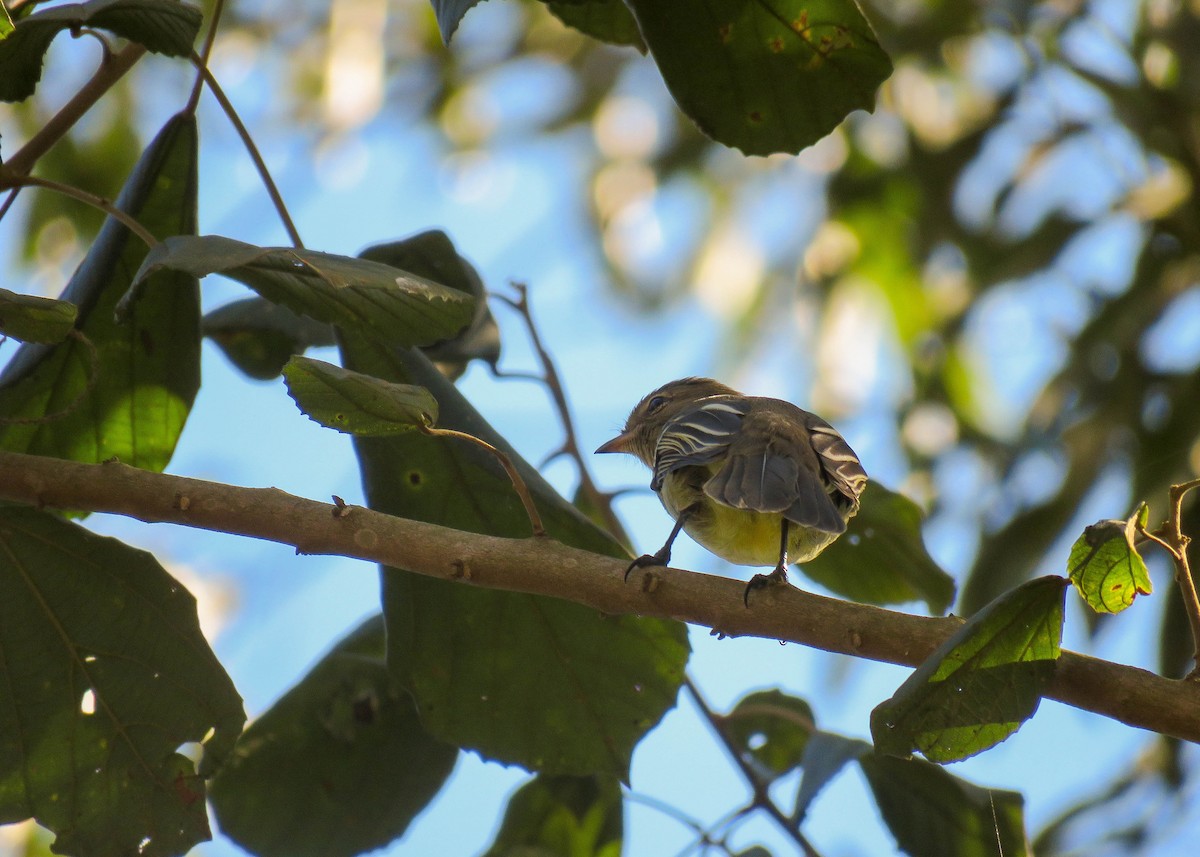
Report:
0,173,158,247
419,422,546,537
495,283,626,541
1,450,1200,742
1143,479,1200,679
189,54,304,249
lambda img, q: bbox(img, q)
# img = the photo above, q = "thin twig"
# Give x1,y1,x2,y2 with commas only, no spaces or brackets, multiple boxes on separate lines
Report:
1159,479,1200,679
189,53,304,249
0,174,158,247
683,676,824,857
419,422,546,537
495,283,627,542
185,0,227,115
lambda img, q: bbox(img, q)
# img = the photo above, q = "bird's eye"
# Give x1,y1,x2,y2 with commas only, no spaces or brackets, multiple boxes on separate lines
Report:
646,395,668,415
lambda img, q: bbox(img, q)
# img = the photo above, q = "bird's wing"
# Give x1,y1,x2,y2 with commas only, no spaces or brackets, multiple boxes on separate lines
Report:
650,396,749,491
703,407,860,535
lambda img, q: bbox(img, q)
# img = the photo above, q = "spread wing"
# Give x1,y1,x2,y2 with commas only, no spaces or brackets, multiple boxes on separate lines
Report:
702,406,866,535
650,397,749,491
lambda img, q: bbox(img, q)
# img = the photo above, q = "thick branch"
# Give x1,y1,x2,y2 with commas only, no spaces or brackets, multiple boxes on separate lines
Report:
2,449,1199,743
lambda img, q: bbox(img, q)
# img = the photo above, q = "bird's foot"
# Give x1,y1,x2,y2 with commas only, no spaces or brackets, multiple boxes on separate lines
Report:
743,565,790,607
624,548,671,582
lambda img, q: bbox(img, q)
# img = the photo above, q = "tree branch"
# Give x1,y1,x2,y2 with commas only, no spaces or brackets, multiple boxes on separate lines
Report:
1,449,1198,744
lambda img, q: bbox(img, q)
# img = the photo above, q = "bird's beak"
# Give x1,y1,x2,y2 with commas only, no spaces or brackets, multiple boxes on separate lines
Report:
595,430,635,455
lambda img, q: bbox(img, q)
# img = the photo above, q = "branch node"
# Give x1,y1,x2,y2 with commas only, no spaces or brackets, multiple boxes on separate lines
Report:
451,558,472,581
173,493,191,512
331,495,352,518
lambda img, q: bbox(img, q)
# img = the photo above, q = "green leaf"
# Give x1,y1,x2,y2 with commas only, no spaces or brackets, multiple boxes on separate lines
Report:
802,482,956,615
427,0,482,42
793,731,870,821
358,229,501,379
871,576,1067,763
482,775,623,857
0,0,202,102
0,288,77,343
203,296,335,381
0,1,14,39
0,505,245,857
210,616,457,857
544,0,646,52
0,112,200,471
723,689,814,780
623,0,892,155
1067,506,1153,614
341,338,690,779
860,755,1029,857
127,235,474,348
283,355,438,435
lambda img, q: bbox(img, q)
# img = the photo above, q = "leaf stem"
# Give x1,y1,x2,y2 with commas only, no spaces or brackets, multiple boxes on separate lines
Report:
185,0,226,116
419,423,546,537
0,173,158,247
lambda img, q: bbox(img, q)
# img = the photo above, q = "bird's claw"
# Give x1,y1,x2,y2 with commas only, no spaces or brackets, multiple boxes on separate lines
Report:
743,566,790,607
624,550,671,582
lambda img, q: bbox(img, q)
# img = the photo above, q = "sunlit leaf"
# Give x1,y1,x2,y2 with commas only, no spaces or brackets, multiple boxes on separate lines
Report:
127,235,474,348
210,616,457,857
0,505,245,857
0,288,76,343
723,689,814,780
860,755,1029,857
0,1,14,39
1067,505,1153,614
802,482,956,615
624,0,892,155
871,576,1067,763
203,297,335,381
0,112,200,471
341,337,690,778
482,775,622,857
0,0,202,102
283,355,437,435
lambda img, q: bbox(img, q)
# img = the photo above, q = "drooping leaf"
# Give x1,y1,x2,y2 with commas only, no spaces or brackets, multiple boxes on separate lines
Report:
623,0,892,155
802,482,956,615
482,775,623,857
0,505,245,857
871,576,1067,763
1067,504,1153,614
0,112,200,471
127,235,474,348
0,288,76,343
283,355,437,435
793,731,870,821
723,689,814,780
427,0,482,42
341,338,690,779
0,0,202,102
203,297,335,381
860,755,1029,857
210,616,457,857
544,0,646,52
358,229,501,379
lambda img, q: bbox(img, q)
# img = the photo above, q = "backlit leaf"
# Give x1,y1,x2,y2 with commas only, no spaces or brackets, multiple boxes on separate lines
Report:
1067,505,1153,614
283,355,437,435
0,288,76,343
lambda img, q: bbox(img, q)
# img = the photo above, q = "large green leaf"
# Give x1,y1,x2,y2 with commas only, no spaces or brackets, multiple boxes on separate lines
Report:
0,0,202,102
1066,505,1153,614
0,505,244,857
0,112,200,471
624,0,892,155
871,576,1067,763
209,616,457,857
128,235,475,349
0,288,76,343
482,775,623,857
544,0,646,51
341,338,690,778
860,755,1028,857
802,482,956,614
283,356,437,435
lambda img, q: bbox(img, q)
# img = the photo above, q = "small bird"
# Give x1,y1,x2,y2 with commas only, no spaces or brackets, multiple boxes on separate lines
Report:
596,377,867,604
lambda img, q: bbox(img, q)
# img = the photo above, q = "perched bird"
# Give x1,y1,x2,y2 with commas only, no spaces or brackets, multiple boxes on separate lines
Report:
596,377,867,604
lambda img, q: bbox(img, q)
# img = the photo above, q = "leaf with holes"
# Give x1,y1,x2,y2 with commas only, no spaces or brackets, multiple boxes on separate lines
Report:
723,689,815,780
127,235,474,349
0,288,76,343
283,356,437,435
0,112,199,471
871,576,1067,763
624,0,892,155
0,505,244,857
341,337,690,779
1067,504,1153,614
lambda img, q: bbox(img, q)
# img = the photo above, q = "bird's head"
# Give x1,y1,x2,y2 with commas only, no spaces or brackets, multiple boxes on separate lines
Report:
595,377,738,467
